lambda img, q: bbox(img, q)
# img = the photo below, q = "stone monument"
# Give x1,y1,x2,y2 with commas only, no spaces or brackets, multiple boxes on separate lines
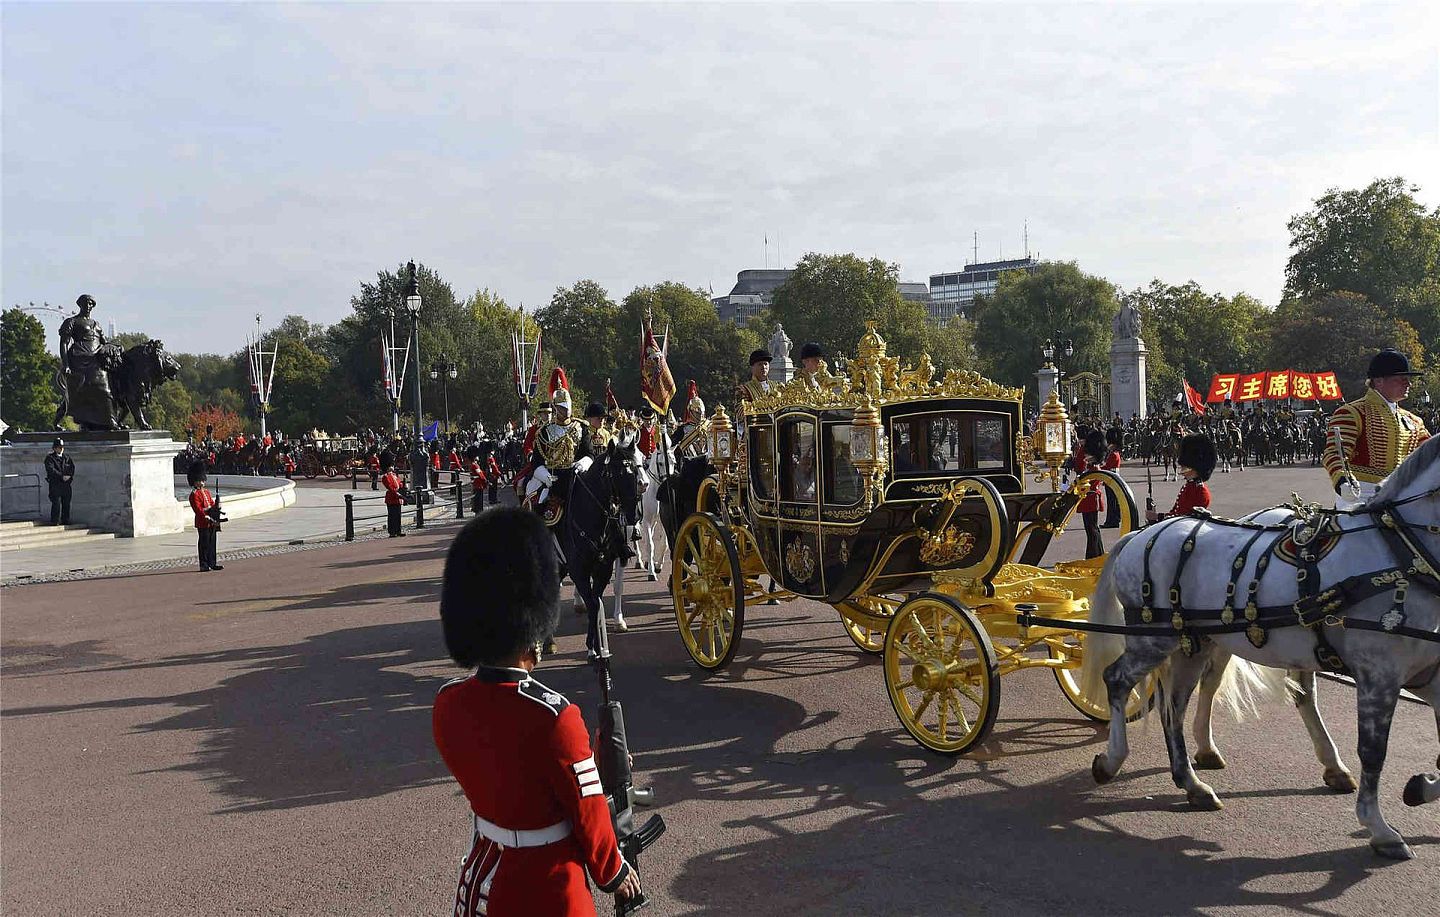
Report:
0,294,187,536
1109,301,1148,419
768,324,794,384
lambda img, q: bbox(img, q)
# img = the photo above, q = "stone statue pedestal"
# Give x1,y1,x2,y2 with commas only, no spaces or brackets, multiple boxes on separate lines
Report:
1035,365,1060,410
768,324,795,384
1110,337,1148,419
1,431,187,536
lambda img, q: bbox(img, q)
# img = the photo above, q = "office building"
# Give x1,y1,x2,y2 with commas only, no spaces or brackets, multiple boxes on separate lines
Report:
928,257,1039,323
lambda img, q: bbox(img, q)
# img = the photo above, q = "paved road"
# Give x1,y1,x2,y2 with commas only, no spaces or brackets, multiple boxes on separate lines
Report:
3,464,1436,915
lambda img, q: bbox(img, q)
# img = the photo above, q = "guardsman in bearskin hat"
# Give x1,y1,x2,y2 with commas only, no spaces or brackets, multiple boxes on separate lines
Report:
1323,347,1430,507
737,348,772,403
1101,427,1125,529
188,461,224,571
1146,433,1215,522
433,508,641,916
381,451,406,537
466,446,488,516
524,369,589,510
1076,429,1109,558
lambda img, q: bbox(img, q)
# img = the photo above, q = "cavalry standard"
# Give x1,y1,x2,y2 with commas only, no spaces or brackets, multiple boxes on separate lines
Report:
664,324,1149,755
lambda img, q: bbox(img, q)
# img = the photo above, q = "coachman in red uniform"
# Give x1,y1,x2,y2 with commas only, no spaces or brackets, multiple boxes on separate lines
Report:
433,509,642,916
1146,433,1215,522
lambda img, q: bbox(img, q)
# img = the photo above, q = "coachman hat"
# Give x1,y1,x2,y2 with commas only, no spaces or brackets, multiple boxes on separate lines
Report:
749,348,773,366
798,341,824,361
583,402,606,419
1366,348,1422,379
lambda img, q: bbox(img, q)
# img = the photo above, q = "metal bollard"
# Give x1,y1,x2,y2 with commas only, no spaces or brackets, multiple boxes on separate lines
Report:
416,488,426,529
344,493,355,541
352,469,358,490
456,480,465,519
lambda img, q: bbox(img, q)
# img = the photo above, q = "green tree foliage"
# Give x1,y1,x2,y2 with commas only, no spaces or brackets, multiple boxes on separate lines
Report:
1,308,55,430
970,262,1117,402
148,380,195,437
1285,177,1440,346
770,253,929,362
534,280,622,408
1122,281,1270,405
458,289,553,430
922,317,977,375
267,337,332,434
1267,291,1423,399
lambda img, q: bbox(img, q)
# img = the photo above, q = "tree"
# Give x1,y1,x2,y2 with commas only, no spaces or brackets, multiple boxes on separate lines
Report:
534,280,622,407
923,317,977,375
1122,280,1270,406
970,262,1118,401
770,253,929,362
1266,291,1423,399
268,337,332,434
1,308,55,430
1285,177,1440,345
149,380,195,437
188,404,245,441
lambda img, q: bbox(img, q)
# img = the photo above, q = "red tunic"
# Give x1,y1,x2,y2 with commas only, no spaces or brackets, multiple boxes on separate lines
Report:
433,668,631,917
468,461,487,493
382,471,405,506
1164,479,1211,518
368,454,382,472
487,456,502,481
189,487,217,529
431,452,442,471
449,451,464,471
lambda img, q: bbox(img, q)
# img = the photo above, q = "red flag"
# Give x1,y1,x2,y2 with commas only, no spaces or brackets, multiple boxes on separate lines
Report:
1264,370,1292,400
1206,373,1239,403
1313,371,1343,400
1291,372,1316,400
1235,372,1265,402
1183,380,1206,414
640,316,676,413
605,378,619,412
381,335,391,395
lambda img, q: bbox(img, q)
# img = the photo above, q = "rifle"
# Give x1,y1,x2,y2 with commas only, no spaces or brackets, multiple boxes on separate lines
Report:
594,559,666,915
208,474,229,526
1144,461,1155,515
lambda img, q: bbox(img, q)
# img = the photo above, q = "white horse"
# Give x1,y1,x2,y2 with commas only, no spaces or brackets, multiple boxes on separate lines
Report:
634,446,673,581
1083,434,1440,859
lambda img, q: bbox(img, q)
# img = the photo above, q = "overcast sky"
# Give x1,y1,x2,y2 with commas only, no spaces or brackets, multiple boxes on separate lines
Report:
4,1,1437,355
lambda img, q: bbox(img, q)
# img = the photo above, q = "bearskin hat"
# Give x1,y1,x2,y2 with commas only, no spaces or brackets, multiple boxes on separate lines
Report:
1178,433,1218,482
441,508,561,667
1083,429,1107,463
379,450,395,470
186,461,208,486
1105,427,1124,448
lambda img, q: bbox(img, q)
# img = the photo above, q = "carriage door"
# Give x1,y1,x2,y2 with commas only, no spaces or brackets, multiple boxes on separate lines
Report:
775,413,823,597
819,420,865,592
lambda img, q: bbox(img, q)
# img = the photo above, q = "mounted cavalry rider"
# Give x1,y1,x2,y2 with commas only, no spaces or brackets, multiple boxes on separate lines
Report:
676,381,707,458
523,369,593,514
1323,347,1430,508
582,402,611,453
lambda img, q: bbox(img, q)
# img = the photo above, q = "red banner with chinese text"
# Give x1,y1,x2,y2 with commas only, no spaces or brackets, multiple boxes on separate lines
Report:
1291,372,1316,400
1235,372,1266,402
1264,370,1292,400
1206,373,1239,403
1312,371,1343,400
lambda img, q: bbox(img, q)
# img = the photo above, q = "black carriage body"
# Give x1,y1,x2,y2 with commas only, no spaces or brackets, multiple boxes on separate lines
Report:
742,396,1061,603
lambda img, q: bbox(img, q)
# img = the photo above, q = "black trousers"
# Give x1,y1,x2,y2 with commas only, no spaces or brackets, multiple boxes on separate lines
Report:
48,485,72,525
472,492,484,515
488,483,499,505
387,503,402,536
1082,511,1103,559
198,528,218,569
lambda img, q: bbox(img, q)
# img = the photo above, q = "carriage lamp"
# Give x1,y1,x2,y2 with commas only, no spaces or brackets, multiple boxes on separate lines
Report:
1031,389,1072,492
708,404,735,466
850,394,888,509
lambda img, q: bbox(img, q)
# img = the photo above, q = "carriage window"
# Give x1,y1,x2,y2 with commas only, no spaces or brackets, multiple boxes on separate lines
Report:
824,423,863,506
890,412,1011,476
778,418,818,502
749,424,774,500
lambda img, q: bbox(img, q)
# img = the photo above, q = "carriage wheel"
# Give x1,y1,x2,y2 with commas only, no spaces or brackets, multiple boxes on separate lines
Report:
841,614,886,653
1047,634,1154,723
836,596,898,654
884,594,999,755
301,455,319,479
671,512,745,670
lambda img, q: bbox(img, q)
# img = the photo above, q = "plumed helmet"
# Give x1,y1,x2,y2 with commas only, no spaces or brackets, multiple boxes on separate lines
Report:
799,341,824,361
441,508,561,667
1178,433,1218,482
186,461,209,486
749,348,773,366
686,380,704,419
1083,429,1107,462
583,402,606,419
548,367,572,412
1366,348,1421,379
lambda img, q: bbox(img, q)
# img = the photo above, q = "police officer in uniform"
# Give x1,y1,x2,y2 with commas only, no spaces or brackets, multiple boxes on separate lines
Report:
433,508,641,916
44,438,75,526
1323,347,1430,507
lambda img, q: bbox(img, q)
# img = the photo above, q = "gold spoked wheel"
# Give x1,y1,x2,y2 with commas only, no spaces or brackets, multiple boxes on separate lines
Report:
884,594,1000,755
671,512,745,670
1048,634,1153,722
836,596,900,654
841,615,886,653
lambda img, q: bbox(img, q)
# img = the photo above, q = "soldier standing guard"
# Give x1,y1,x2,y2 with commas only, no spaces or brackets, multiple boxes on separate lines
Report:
188,462,224,571
1322,348,1430,508
43,438,75,526
381,452,406,537
1146,433,1216,522
433,509,641,916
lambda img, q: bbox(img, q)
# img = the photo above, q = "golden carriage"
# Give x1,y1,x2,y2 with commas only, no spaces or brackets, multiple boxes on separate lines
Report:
667,324,1149,754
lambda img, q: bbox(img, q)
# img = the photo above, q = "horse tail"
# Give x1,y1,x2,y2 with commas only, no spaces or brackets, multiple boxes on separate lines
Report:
1078,541,1130,707
1213,657,1290,721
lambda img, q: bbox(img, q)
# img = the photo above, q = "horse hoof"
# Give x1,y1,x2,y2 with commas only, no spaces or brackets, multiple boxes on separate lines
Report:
647,573,657,582
1193,750,1227,770
1186,788,1223,811
1091,754,1114,785
1372,839,1414,861
1324,768,1358,793
614,615,629,632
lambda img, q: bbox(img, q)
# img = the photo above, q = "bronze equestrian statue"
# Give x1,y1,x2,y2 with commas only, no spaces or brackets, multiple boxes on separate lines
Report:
53,294,179,431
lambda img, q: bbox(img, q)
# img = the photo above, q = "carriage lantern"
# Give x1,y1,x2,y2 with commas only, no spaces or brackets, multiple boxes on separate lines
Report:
849,393,887,509
1031,389,1072,492
708,404,735,468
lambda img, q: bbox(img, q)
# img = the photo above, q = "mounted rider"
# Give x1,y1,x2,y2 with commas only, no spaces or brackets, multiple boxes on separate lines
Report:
1323,348,1430,507
676,381,707,458
523,369,594,516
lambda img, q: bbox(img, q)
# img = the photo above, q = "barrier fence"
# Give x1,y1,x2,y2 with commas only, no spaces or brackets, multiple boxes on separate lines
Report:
1,473,44,520
342,469,499,541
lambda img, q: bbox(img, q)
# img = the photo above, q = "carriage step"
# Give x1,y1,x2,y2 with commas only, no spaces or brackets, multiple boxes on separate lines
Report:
0,524,117,551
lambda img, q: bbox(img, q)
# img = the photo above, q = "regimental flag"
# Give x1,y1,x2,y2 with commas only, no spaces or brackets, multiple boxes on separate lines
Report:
381,334,391,397
640,314,676,413
1182,380,1206,414
1207,373,1239,403
1264,370,1292,400
1313,371,1343,401
1235,372,1266,402
605,378,619,413
1292,372,1316,400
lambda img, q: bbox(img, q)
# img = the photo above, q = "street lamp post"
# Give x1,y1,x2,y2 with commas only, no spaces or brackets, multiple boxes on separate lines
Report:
404,261,426,528
430,354,458,436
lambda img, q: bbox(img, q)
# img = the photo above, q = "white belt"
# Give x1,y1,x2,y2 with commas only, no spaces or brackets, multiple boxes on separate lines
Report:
473,815,571,848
